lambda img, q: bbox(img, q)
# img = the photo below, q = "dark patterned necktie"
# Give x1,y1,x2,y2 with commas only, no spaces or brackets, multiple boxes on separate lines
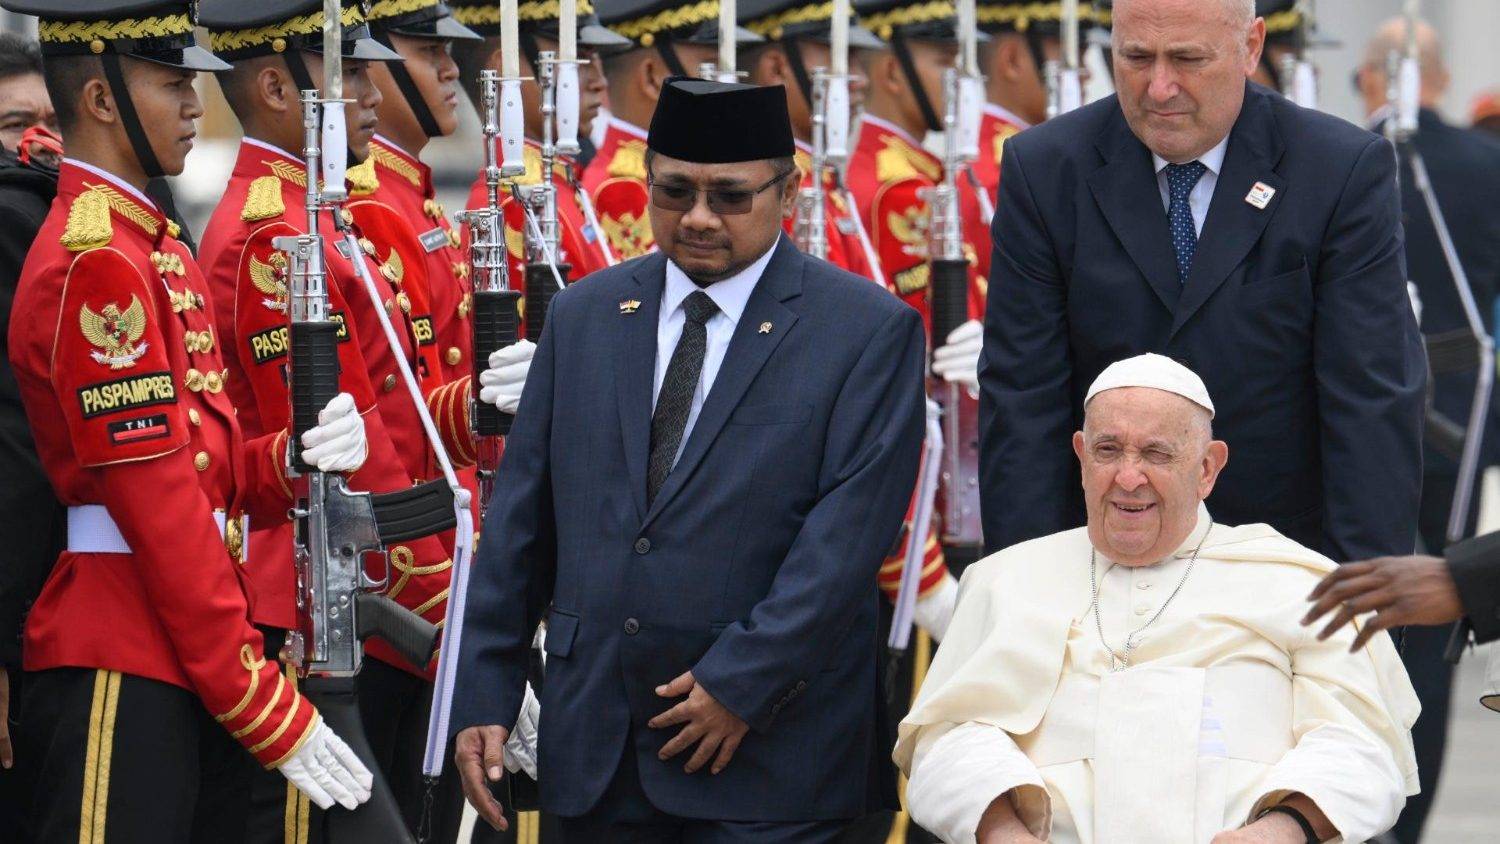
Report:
648,290,719,505
1165,160,1208,284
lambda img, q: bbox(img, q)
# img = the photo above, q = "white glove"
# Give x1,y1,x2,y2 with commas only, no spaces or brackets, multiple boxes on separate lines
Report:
913,573,959,642
300,393,367,473
931,319,983,395
503,682,541,779
277,720,374,810
478,340,536,415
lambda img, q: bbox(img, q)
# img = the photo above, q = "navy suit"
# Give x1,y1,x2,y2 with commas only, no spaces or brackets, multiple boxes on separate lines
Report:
979,83,1426,561
451,237,924,826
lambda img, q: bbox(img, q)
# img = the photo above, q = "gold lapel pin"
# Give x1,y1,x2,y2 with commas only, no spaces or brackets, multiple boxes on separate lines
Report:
759,321,773,334
619,299,641,314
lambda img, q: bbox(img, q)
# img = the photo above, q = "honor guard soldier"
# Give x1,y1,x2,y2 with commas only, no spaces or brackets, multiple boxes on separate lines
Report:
198,1,519,837
741,0,882,280
358,1,482,391
1249,0,1336,98
582,0,762,259
450,0,626,289
1,1,377,838
969,0,1093,199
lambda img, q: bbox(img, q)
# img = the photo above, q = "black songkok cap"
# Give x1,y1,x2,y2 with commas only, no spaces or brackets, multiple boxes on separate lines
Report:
648,77,793,163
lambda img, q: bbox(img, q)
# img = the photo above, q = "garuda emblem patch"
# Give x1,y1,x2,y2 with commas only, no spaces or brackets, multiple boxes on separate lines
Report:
81,295,148,369
249,251,290,312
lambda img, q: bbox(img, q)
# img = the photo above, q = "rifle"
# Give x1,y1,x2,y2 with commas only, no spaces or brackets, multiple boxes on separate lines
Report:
925,0,984,552
1044,0,1083,120
278,9,450,838
1278,0,1319,109
458,70,526,513
522,49,570,340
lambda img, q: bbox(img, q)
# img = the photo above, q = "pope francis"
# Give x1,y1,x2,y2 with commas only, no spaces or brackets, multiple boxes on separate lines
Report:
895,355,1420,844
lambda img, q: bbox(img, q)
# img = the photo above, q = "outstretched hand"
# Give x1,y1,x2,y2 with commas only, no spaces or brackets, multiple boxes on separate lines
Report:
647,671,749,775
1303,556,1463,650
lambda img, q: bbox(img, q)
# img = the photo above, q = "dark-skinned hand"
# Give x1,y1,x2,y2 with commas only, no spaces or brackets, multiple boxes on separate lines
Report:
1303,555,1464,650
454,724,511,832
647,670,749,775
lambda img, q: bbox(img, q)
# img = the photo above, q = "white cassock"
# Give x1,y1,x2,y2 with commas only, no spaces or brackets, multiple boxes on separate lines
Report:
894,506,1420,844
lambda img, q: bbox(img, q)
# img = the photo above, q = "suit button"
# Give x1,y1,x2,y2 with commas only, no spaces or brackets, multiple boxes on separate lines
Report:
624,618,640,635
634,537,651,555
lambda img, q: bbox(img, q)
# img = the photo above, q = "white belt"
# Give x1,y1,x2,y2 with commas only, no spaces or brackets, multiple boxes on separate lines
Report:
68,504,248,563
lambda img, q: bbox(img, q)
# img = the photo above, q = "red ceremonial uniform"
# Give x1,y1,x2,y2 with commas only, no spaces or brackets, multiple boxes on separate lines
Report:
463,139,612,316
846,114,990,330
9,161,315,767
199,139,467,677
968,102,1028,202
580,116,655,260
785,140,878,279
355,136,483,525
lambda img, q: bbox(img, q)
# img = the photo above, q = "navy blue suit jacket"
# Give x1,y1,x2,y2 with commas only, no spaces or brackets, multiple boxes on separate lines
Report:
979,83,1426,561
450,237,925,821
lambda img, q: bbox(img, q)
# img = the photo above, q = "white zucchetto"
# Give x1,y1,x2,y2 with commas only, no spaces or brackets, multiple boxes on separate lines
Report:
1084,353,1215,418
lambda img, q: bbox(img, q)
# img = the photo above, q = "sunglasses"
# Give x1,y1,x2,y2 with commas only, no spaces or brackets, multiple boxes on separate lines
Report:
646,167,795,215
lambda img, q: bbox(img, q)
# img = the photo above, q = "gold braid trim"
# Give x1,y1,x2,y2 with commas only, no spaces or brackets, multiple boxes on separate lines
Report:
216,644,268,723
746,2,840,39
371,144,422,188
209,6,364,53
266,159,308,187
367,0,441,22
231,672,287,739
242,176,287,222
455,0,596,26
611,0,718,41
1262,9,1303,35
860,0,954,40
412,587,451,618
387,546,453,600
250,694,305,757
38,14,192,44
974,2,1080,31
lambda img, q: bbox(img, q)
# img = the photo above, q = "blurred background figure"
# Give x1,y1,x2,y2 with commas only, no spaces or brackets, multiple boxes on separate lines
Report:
0,31,57,164
1355,14,1500,843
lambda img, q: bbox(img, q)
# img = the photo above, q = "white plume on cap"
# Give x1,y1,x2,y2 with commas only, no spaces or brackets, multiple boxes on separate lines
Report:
1084,353,1215,418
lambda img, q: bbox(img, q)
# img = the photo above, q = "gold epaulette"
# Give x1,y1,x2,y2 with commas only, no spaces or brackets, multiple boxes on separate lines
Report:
519,145,546,185
606,139,647,182
61,188,113,252
242,176,286,222
371,143,422,188
347,158,380,195
875,135,942,183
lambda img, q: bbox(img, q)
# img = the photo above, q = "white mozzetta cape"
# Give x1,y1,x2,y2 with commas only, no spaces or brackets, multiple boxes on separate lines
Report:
894,508,1420,844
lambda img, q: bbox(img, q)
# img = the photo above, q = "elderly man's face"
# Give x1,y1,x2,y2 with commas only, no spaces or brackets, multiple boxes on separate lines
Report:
1072,387,1228,566
647,152,797,283
1112,0,1264,162
0,72,56,154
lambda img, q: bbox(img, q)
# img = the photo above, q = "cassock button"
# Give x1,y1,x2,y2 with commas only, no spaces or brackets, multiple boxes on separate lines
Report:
634,537,651,555
194,451,210,472
383,374,398,392
623,618,640,635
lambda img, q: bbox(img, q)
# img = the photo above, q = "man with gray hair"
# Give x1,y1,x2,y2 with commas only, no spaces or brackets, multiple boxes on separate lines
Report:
900,354,1420,844
978,0,1426,572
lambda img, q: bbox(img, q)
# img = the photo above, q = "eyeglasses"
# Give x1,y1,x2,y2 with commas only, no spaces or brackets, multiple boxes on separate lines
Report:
646,167,795,215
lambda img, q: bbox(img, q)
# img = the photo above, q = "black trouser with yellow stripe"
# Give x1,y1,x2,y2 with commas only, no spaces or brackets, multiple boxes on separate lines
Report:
21,667,258,843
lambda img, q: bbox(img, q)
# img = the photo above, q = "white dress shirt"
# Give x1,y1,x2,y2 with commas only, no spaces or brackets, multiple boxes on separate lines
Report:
652,238,779,466
1152,134,1231,237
